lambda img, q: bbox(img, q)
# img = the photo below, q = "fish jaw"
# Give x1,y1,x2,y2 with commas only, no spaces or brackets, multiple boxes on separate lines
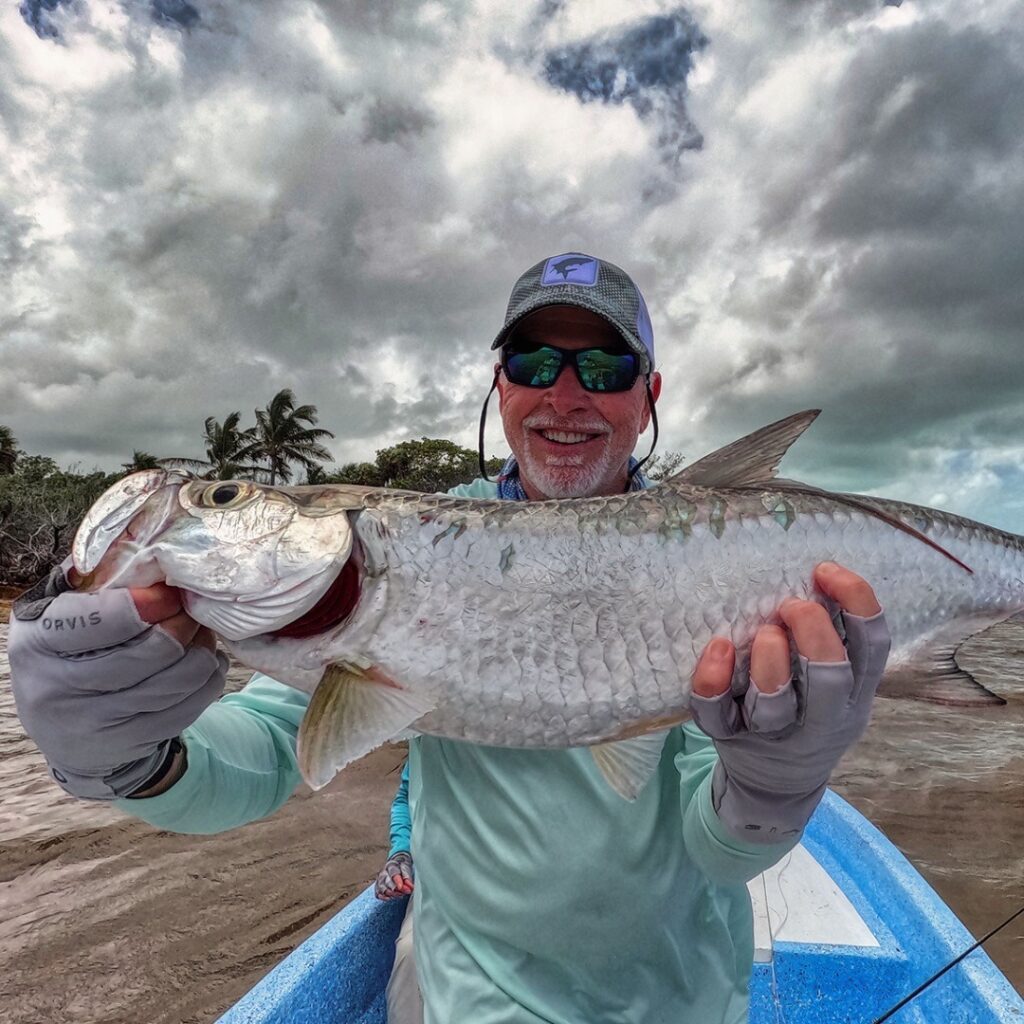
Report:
166,481,360,640
74,474,365,642
219,516,393,694
72,470,188,589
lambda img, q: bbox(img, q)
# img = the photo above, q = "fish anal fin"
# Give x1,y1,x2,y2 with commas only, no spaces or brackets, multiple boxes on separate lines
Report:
590,730,671,801
666,410,820,489
297,663,434,790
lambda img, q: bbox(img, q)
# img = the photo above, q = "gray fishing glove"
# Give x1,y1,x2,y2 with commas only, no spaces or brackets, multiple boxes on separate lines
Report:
374,851,415,900
8,561,227,800
690,610,890,844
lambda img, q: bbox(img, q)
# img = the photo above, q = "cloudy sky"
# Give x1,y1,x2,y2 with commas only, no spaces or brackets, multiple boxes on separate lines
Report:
2,0,1023,530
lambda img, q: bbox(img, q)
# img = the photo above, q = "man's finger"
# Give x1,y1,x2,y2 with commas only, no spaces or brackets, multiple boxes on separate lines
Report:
779,598,845,663
191,626,218,653
154,610,201,651
813,562,881,617
692,637,735,699
748,625,790,694
130,583,184,625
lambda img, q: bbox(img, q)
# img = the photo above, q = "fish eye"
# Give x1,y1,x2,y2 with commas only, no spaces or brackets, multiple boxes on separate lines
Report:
200,483,248,508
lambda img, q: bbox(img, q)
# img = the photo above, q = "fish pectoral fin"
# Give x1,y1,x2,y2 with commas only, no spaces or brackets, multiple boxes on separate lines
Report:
297,663,434,790
880,619,1012,707
590,730,671,801
663,410,820,489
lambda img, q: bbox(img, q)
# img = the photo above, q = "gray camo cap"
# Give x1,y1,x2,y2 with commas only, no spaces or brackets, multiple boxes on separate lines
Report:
491,252,655,374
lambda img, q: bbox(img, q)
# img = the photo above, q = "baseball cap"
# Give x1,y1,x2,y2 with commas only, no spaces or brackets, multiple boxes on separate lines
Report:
490,252,655,373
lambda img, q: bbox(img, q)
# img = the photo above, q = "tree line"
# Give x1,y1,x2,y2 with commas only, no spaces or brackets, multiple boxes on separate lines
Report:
0,388,681,587
0,389,505,586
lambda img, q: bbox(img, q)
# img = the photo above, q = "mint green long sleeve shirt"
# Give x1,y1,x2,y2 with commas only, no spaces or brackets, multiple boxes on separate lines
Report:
117,479,798,1023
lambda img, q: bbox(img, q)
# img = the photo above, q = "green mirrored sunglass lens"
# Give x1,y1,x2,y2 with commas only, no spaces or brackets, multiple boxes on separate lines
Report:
507,349,561,386
576,351,637,391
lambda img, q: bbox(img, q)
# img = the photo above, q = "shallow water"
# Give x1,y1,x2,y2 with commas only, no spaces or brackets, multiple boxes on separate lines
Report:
830,618,1024,1000
0,618,403,1023
0,615,1021,1022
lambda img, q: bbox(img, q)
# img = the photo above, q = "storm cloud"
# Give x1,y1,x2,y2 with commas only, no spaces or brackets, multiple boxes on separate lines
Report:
1,0,1022,531
542,9,709,158
19,0,73,40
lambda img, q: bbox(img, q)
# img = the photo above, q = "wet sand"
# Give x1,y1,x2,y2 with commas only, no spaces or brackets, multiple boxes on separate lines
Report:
1,604,1022,1022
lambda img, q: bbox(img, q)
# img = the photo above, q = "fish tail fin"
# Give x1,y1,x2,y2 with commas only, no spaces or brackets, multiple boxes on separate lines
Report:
880,616,1021,706
880,665,1007,707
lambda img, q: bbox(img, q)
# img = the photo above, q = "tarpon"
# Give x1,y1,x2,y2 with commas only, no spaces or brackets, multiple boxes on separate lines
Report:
71,411,1024,798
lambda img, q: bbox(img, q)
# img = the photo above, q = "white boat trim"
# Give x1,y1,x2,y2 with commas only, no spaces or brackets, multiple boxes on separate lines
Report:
748,844,880,962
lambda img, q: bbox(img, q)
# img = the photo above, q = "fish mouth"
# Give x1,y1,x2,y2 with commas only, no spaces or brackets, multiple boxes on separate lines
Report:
267,538,364,640
73,470,189,589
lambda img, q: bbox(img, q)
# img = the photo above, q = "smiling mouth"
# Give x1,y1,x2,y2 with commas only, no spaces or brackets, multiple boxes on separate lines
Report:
268,543,363,640
533,428,605,445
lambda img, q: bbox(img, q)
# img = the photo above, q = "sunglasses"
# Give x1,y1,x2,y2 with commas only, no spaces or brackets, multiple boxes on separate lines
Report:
501,344,641,394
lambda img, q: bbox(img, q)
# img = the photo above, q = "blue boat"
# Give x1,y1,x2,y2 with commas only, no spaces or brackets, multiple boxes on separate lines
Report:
218,791,1023,1024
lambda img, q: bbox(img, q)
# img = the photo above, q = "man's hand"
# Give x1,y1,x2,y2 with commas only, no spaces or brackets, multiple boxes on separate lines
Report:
8,560,226,801
374,851,414,900
689,562,890,844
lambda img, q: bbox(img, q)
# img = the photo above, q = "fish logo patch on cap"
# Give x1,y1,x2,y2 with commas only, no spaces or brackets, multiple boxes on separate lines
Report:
541,253,599,287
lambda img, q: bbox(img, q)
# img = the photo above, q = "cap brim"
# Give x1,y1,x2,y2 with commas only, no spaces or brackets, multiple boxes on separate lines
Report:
491,297,653,374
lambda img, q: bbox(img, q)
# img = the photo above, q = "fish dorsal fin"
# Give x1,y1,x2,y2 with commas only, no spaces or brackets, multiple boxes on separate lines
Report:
297,662,435,790
667,410,821,489
590,730,671,800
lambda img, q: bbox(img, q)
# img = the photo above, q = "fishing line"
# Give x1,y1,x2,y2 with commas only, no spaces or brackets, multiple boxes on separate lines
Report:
767,851,793,1024
869,901,1024,1023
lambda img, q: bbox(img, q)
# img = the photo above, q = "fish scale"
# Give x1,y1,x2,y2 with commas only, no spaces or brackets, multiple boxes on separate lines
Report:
71,410,1024,794
326,484,1024,749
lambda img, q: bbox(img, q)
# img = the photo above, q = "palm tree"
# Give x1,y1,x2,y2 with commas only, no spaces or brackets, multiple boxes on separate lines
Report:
0,425,19,475
122,450,161,473
160,412,262,480
251,389,335,485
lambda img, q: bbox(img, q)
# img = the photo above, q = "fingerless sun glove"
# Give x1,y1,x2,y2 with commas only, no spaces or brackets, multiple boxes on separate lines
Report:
690,610,891,843
8,563,226,800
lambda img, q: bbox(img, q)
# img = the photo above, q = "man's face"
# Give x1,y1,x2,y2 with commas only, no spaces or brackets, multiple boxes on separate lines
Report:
496,306,662,500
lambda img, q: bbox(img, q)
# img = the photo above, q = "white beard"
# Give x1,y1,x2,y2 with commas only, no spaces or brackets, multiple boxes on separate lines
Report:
517,442,615,499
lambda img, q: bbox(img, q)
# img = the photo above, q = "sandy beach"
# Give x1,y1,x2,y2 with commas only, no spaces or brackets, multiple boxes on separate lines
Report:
1,598,1021,1022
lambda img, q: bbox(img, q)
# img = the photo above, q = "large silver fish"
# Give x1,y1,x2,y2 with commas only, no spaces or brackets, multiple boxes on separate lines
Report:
72,411,1024,798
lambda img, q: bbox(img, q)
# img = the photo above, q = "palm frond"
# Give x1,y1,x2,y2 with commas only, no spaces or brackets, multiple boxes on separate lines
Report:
157,457,212,472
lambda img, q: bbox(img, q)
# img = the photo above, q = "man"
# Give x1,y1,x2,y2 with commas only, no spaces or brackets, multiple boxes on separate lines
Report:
375,761,420,1023
9,252,889,1023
